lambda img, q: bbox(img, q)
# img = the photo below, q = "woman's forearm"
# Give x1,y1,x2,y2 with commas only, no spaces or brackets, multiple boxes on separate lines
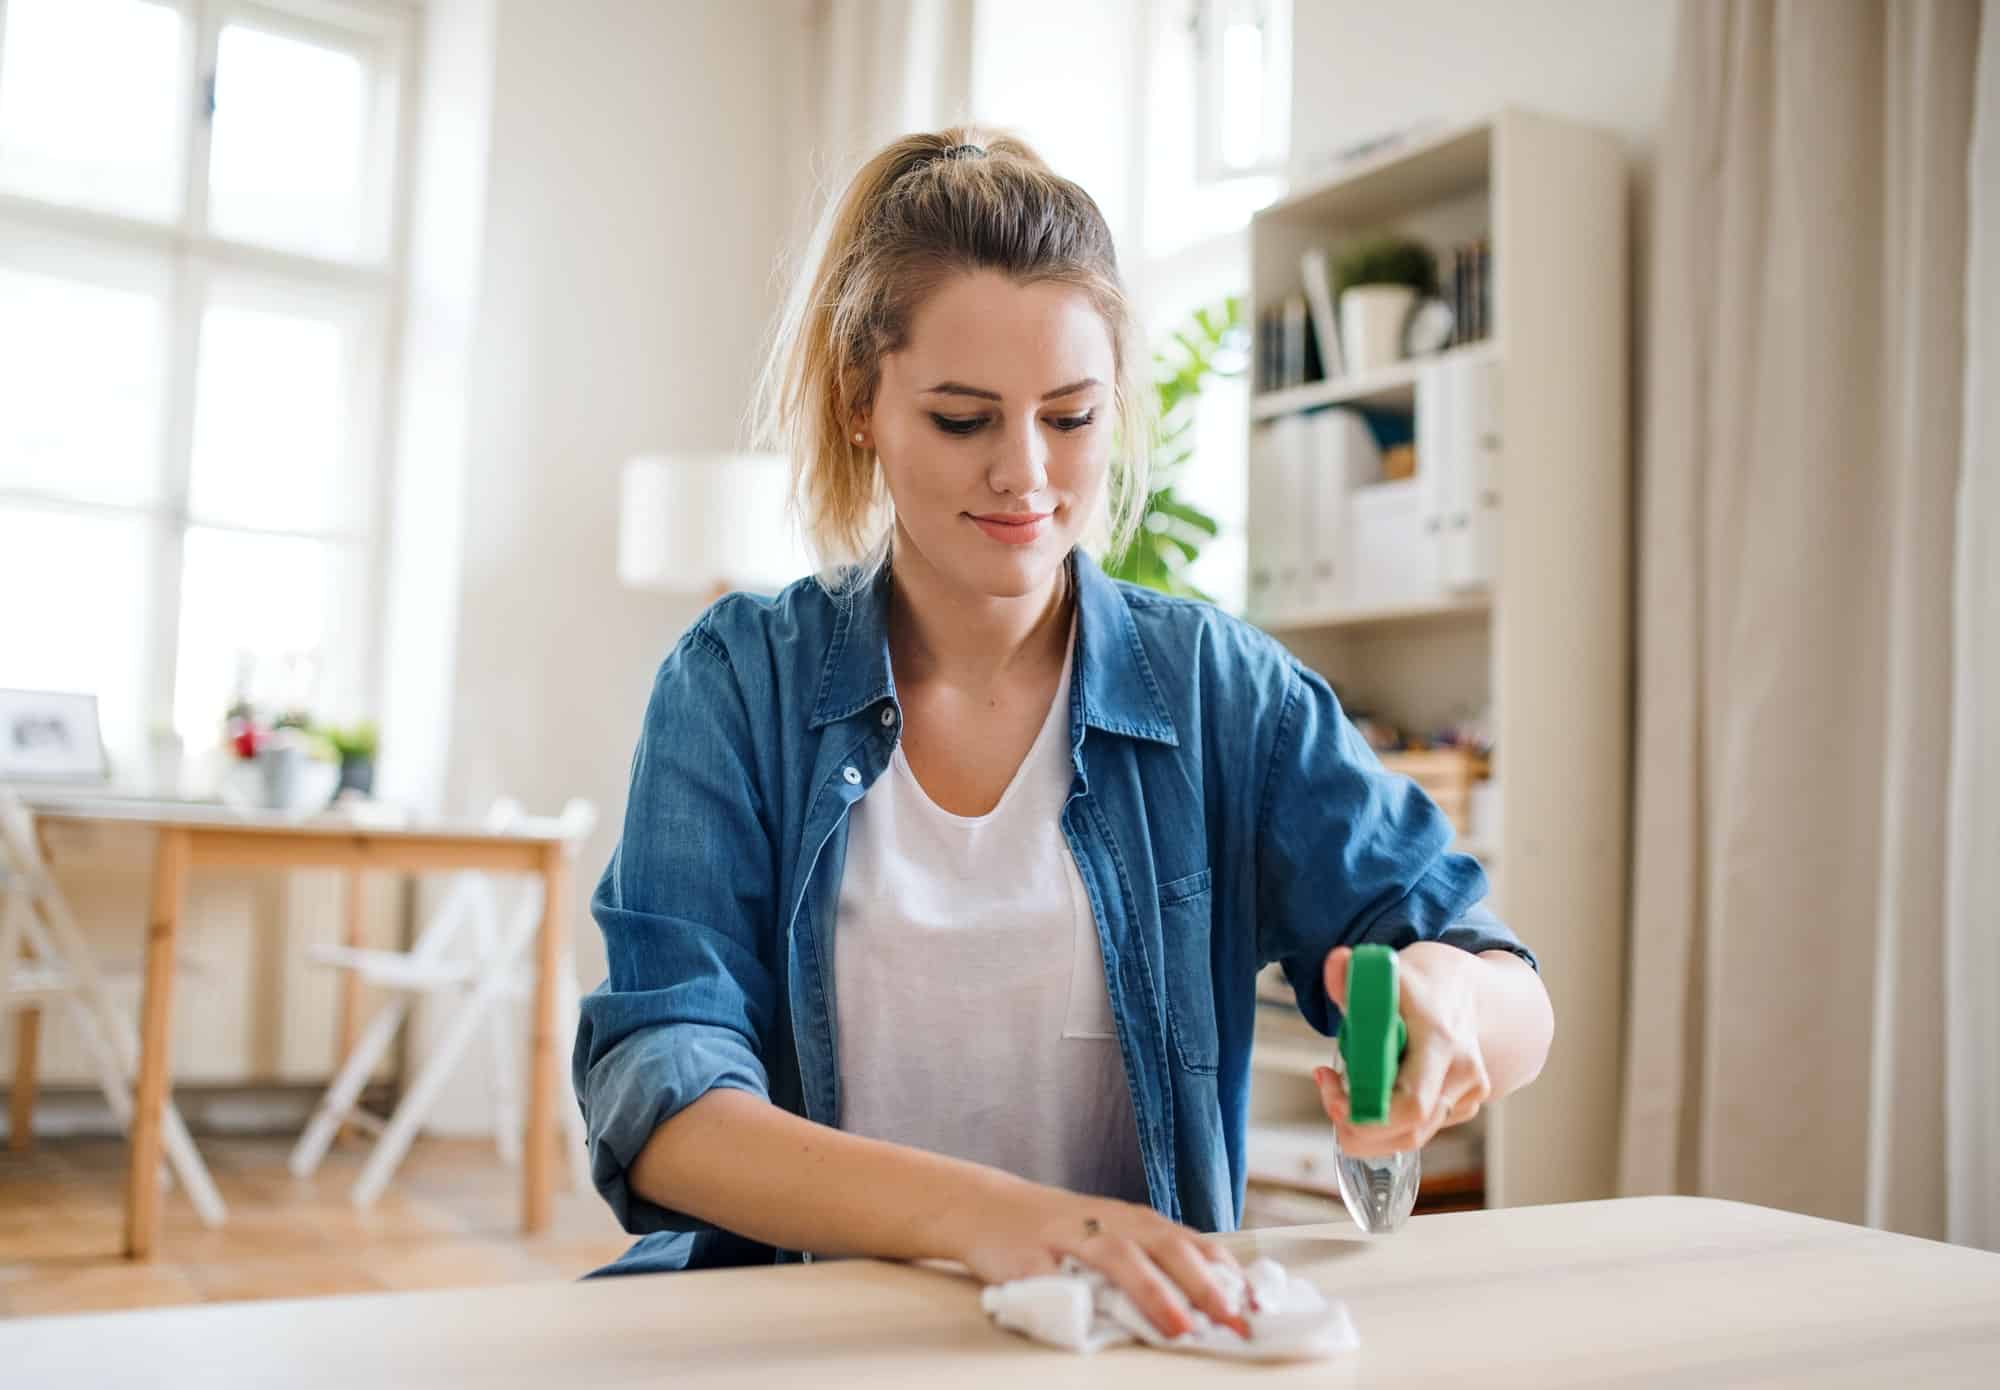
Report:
1401,942,1553,1098
633,1088,1254,1340
627,1088,1035,1261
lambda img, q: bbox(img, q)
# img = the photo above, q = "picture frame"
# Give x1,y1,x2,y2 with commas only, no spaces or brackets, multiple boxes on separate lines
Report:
0,689,109,783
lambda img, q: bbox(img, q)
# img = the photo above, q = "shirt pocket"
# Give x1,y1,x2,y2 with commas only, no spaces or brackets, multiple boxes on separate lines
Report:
1158,868,1219,1074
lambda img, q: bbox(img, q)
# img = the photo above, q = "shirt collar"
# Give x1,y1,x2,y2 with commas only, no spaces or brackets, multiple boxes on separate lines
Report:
808,547,1178,747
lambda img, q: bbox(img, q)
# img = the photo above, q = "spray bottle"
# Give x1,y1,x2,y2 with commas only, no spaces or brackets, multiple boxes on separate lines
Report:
1329,943,1421,1234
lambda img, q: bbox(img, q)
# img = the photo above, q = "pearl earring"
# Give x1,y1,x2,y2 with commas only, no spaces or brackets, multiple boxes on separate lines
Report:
852,431,865,446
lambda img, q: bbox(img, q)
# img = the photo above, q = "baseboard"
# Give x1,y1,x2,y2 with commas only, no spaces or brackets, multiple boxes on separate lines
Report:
0,1083,403,1141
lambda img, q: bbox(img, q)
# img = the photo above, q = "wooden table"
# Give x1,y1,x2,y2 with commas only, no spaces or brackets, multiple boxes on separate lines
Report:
4,1198,1997,1385
27,797,580,1261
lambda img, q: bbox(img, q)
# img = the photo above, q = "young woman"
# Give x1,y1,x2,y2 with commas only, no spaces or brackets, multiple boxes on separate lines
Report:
574,128,1552,1338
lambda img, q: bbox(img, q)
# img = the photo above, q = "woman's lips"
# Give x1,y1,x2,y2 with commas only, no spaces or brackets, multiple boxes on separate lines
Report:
968,512,1051,545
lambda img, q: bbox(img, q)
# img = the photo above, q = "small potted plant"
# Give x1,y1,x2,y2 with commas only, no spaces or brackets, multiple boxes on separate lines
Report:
326,721,380,798
1333,236,1437,373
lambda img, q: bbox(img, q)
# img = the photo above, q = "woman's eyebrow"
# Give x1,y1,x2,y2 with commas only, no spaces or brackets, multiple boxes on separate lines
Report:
920,377,1101,402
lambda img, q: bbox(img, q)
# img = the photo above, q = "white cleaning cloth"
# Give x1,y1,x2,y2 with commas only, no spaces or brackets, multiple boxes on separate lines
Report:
980,1255,1357,1362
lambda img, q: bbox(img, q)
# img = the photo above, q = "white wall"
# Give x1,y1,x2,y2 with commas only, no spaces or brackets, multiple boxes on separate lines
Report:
1289,0,1672,174
968,0,1141,253
428,0,814,1129
377,0,496,816
1288,0,1674,445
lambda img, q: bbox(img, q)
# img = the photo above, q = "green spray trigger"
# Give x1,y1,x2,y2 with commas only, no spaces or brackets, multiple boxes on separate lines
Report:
1335,944,1407,1124
1330,943,1421,1233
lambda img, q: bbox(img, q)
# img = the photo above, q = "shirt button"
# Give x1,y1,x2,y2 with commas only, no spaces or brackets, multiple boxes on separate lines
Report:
842,766,862,785
879,706,896,727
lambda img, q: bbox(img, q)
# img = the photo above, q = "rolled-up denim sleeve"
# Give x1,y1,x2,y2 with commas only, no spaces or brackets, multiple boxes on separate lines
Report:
1254,657,1536,1038
572,620,779,1234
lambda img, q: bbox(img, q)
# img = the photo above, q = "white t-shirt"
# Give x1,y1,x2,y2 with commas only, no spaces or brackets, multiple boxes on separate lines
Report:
833,618,1150,1204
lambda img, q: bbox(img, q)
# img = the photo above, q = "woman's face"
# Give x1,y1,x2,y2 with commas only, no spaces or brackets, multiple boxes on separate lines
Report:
866,270,1115,600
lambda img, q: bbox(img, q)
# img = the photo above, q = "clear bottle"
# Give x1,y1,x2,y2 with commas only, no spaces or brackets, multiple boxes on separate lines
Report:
1330,944,1421,1234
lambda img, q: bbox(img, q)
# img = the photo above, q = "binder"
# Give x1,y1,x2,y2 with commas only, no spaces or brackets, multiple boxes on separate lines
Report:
1248,423,1310,616
1247,423,1279,614
1270,414,1310,610
1419,355,1502,592
1347,477,1433,609
1306,409,1383,608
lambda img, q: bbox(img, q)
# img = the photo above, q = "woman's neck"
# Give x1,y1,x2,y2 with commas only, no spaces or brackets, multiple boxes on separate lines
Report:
884,532,1073,693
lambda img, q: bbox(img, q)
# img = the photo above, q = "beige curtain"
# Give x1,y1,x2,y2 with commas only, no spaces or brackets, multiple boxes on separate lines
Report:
1947,0,2000,1251
1622,0,1988,1244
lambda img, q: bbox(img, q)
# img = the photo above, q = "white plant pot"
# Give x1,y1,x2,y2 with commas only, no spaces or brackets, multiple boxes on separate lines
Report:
1340,284,1418,374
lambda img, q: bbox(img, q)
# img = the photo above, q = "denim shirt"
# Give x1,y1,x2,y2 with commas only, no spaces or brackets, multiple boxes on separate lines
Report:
573,548,1533,1277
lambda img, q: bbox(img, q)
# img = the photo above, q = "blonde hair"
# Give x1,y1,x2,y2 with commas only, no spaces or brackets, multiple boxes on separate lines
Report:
754,127,1152,590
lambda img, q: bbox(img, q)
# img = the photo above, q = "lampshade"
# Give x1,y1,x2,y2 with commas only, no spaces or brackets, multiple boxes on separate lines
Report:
618,452,811,595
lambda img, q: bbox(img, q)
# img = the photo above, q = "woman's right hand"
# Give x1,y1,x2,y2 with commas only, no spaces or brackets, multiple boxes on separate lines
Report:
950,1182,1252,1339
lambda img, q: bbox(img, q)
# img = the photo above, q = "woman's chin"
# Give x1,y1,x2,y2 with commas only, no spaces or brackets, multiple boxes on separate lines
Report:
960,540,1068,599
895,517,1072,599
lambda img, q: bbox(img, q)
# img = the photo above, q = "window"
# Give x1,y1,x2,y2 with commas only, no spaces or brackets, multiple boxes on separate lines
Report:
1135,0,1291,612
1192,0,1289,183
1142,0,1290,260
0,0,411,780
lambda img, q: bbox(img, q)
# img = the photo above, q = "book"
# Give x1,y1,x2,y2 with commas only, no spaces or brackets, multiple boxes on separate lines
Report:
1282,294,1308,389
1300,248,1346,379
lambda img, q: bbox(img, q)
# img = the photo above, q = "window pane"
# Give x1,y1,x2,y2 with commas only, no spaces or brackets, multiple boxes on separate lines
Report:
0,503,155,774
172,528,370,746
1219,18,1265,171
187,293,376,535
0,245,169,506
1144,0,1284,258
207,24,371,260
0,0,187,221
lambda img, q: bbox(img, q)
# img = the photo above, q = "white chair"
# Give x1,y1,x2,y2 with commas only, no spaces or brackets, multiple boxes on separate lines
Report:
0,790,226,1226
289,798,596,1208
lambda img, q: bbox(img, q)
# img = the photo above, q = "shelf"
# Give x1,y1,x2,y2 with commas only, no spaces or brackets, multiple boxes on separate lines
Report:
1252,360,1417,419
1253,589,1492,635
1252,340,1500,421
1246,1120,1484,1197
1261,117,1492,228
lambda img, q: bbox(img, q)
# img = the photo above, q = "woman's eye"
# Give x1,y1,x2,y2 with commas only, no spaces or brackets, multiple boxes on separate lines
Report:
1049,410,1096,433
930,414,986,436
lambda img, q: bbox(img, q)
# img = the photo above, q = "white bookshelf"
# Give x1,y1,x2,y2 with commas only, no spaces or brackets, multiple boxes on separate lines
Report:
1244,109,1630,1212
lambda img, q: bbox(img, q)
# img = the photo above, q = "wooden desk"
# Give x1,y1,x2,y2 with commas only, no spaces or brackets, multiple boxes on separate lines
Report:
27,797,580,1261
3,1199,1996,1385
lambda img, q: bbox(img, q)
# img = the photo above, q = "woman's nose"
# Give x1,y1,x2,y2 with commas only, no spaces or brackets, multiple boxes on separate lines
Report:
986,421,1049,498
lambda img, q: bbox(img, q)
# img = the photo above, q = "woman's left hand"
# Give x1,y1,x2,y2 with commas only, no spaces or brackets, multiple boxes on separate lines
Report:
1311,942,1492,1159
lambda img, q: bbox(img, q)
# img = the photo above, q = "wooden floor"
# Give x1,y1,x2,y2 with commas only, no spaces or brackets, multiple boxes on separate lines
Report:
0,1134,631,1319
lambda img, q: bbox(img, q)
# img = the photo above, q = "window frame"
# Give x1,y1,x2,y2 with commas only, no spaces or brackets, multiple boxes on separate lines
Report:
1189,0,1291,185
0,0,419,768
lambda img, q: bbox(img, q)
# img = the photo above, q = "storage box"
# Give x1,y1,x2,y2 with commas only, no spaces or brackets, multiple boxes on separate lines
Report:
1377,747,1489,835
1344,478,1435,609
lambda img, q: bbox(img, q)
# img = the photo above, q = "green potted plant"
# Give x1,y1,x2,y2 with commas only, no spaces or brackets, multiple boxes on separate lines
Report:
1332,236,1436,372
1104,297,1244,600
325,721,380,797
